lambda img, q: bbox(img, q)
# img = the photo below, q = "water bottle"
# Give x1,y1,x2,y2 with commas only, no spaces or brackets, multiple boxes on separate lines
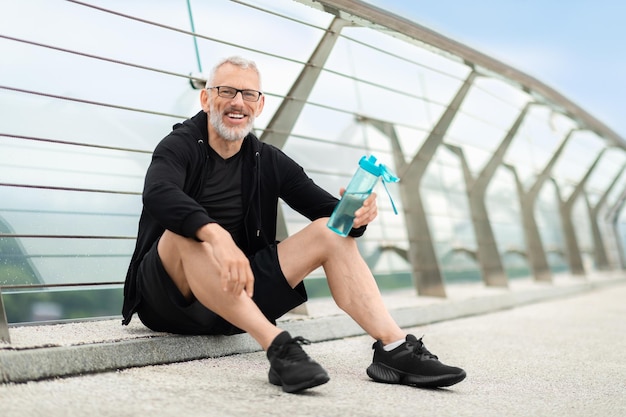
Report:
327,155,399,237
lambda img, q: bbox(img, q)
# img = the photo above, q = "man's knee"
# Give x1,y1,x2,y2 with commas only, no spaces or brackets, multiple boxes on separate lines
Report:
159,230,205,258
157,231,196,298
157,231,183,266
310,217,329,232
309,218,358,251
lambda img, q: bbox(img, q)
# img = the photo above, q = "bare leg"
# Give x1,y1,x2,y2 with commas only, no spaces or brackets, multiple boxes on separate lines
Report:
278,219,405,345
157,230,281,350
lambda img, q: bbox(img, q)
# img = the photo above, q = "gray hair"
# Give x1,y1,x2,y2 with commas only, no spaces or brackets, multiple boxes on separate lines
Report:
205,56,262,90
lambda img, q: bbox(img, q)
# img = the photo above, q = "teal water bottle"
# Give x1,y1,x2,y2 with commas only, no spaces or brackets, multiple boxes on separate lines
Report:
327,155,399,237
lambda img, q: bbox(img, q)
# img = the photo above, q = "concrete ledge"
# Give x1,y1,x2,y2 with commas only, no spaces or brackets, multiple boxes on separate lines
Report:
1,272,624,383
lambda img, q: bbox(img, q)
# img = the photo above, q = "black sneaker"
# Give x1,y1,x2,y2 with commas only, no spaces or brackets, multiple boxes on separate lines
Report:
366,334,466,388
266,331,330,393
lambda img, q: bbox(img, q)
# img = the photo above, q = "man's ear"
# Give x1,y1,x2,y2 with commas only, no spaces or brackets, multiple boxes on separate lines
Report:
200,88,210,112
255,94,265,116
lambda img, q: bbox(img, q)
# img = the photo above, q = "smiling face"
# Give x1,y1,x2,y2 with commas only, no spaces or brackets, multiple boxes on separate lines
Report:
201,62,265,143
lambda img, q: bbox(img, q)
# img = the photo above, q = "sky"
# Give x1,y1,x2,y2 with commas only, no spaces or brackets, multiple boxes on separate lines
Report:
364,0,626,141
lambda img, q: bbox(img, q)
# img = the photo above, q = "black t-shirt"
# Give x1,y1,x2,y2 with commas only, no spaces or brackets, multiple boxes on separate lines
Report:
198,146,244,246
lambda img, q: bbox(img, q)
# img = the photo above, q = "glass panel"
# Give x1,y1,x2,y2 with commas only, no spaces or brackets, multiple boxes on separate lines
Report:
1,237,135,286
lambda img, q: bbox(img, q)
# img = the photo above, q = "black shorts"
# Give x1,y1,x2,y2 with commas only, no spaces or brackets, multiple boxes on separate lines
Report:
135,239,307,335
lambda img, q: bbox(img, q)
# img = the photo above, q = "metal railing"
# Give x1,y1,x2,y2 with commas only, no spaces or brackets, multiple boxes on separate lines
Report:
2,0,626,345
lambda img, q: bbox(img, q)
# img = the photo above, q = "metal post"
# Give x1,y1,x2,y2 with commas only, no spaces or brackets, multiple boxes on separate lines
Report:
0,288,11,344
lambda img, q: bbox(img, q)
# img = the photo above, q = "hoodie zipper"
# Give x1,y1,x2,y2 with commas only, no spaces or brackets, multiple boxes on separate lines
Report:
255,150,261,238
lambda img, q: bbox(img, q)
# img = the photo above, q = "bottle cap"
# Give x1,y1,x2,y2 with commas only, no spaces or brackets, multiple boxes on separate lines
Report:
358,155,399,183
358,155,399,214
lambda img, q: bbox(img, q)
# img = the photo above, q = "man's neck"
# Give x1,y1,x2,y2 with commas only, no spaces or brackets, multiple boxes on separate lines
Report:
208,135,244,160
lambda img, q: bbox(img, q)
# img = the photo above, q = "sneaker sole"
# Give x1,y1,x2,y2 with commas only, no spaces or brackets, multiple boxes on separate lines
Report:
366,362,466,388
269,369,330,393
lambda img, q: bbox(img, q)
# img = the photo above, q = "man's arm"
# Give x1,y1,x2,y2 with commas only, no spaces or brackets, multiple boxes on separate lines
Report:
275,150,372,237
142,134,213,238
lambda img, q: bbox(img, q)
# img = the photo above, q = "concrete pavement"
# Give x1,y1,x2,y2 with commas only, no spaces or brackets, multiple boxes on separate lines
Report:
1,274,625,416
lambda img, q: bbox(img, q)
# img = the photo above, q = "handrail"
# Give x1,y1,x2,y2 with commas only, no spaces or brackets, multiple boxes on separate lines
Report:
0,282,124,291
296,0,626,149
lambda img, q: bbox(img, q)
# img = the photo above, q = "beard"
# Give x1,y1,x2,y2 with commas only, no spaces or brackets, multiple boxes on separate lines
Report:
209,102,255,142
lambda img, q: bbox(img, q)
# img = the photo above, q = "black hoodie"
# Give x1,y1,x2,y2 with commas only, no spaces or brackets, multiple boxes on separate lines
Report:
122,111,365,325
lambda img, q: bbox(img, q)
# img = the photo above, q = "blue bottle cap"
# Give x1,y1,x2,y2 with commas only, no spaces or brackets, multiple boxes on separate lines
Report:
358,155,399,215
358,155,399,183
358,155,380,175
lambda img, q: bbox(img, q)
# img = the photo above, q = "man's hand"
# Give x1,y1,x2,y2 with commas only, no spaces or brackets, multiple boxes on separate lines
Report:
339,188,379,229
197,223,254,297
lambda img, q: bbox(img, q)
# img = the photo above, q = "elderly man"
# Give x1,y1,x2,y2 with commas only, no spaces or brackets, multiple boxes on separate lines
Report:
122,56,466,393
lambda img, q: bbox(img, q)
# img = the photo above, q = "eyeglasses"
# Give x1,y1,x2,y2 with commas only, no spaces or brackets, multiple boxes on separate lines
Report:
207,86,263,102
